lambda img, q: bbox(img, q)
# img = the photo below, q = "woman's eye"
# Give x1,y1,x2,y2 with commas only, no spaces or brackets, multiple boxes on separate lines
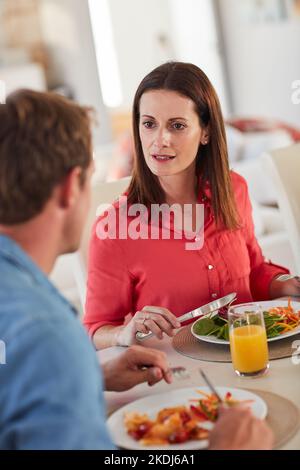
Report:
172,123,186,130
142,121,155,129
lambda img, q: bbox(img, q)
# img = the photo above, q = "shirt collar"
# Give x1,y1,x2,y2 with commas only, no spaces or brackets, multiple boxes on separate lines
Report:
0,234,77,315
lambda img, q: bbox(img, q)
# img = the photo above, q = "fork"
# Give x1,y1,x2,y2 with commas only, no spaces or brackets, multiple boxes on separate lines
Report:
168,366,190,379
141,365,190,378
168,367,223,403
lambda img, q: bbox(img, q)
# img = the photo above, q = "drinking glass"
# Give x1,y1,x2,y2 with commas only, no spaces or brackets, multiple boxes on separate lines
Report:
228,303,269,377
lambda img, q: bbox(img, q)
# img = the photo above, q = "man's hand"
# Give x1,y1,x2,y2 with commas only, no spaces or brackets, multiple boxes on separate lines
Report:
102,345,173,392
208,405,273,450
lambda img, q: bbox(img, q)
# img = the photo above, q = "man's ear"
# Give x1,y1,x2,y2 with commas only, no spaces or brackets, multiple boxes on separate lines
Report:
58,167,82,209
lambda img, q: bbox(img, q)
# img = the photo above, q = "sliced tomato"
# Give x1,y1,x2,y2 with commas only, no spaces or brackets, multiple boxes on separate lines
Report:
168,429,189,444
190,405,207,421
129,422,151,440
180,410,191,424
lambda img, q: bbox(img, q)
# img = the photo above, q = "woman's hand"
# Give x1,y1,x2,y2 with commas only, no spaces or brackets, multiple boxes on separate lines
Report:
269,276,300,298
116,306,181,346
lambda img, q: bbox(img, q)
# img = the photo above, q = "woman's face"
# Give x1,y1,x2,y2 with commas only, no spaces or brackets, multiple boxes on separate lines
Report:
139,89,208,178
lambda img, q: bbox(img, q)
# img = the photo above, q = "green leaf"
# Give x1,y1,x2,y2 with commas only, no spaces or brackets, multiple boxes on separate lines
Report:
223,324,229,341
193,318,218,336
214,316,227,326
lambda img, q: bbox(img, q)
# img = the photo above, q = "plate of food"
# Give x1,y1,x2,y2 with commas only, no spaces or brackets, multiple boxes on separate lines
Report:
107,386,267,450
191,299,300,345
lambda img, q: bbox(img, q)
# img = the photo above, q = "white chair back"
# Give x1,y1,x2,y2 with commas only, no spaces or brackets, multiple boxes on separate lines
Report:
262,143,300,272
74,176,131,307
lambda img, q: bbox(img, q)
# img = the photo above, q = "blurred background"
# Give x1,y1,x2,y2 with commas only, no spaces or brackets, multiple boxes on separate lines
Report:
1,0,300,311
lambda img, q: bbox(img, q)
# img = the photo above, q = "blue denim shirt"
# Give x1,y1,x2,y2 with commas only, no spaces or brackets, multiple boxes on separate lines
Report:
0,235,114,449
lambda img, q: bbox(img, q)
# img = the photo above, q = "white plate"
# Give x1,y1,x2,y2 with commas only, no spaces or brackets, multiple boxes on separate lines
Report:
107,386,267,450
191,300,300,345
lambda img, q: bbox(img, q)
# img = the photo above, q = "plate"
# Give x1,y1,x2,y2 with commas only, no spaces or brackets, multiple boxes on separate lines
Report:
107,386,267,450
191,300,300,345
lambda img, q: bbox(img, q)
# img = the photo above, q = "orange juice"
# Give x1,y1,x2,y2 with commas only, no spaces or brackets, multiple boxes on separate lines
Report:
229,324,269,374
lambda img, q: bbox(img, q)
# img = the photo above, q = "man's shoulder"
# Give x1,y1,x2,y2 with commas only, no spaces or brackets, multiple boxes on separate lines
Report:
0,286,99,392
0,280,76,336
0,290,112,450
0,281,71,320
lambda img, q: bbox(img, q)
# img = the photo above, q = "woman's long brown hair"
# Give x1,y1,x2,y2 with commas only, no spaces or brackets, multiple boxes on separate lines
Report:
127,62,239,230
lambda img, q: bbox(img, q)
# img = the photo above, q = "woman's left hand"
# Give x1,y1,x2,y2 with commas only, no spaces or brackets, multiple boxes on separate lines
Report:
270,276,300,298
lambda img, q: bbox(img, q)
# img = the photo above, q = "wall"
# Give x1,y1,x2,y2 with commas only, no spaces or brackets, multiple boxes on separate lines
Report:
40,0,111,145
108,0,229,114
168,0,230,116
108,0,174,110
218,0,300,126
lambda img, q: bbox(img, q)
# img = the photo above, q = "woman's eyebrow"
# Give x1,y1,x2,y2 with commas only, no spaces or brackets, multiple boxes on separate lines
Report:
169,117,188,122
141,115,188,121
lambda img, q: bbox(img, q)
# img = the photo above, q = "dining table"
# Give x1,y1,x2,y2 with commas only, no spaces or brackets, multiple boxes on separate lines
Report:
97,299,300,450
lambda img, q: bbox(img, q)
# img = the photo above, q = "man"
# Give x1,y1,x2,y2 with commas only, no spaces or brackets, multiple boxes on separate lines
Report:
0,90,273,450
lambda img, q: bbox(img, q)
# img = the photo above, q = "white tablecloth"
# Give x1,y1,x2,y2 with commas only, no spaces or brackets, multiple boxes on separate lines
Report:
98,322,300,450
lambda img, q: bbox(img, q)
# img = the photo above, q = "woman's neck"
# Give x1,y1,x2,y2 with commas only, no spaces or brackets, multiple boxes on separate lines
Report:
159,171,198,206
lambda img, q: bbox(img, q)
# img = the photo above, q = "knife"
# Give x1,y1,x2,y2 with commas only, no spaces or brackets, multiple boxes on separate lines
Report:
135,292,237,341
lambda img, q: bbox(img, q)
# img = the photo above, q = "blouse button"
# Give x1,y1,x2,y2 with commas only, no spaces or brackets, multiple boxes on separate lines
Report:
208,264,214,270
211,293,218,299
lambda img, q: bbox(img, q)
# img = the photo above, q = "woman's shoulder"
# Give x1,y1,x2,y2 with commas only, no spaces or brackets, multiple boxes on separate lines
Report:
93,192,129,225
230,170,249,197
230,170,248,189
90,192,133,249
229,171,251,211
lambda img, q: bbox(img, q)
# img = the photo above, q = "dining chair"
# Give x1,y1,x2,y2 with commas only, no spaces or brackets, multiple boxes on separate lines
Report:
262,143,300,273
74,176,131,308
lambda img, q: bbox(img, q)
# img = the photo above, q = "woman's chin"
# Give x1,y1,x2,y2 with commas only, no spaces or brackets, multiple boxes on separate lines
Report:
147,163,179,177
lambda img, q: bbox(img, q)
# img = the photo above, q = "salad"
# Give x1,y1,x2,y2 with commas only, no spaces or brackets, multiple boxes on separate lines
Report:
193,299,300,341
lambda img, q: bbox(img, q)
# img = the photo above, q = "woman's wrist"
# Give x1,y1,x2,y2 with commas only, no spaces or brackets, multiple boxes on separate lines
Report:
93,325,124,349
115,326,126,346
115,325,134,347
269,274,300,298
269,274,284,299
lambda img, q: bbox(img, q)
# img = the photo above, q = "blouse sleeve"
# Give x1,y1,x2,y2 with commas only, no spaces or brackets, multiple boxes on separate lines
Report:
83,220,134,338
241,178,289,300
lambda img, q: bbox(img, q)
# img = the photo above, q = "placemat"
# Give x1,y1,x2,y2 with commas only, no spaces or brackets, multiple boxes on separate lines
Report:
249,389,300,449
172,326,300,362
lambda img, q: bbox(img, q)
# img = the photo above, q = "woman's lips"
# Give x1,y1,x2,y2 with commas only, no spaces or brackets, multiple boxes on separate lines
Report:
151,154,176,162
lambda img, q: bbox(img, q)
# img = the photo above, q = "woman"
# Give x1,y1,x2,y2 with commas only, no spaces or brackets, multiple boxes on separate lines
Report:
84,62,299,349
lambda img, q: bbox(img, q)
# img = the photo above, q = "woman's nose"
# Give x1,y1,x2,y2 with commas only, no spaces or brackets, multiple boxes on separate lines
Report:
154,129,171,147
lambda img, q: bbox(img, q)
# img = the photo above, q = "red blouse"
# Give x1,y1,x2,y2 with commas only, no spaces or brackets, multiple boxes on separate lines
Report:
84,172,288,337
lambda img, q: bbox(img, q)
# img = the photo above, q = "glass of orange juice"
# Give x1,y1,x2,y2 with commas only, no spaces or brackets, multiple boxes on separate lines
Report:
228,303,269,377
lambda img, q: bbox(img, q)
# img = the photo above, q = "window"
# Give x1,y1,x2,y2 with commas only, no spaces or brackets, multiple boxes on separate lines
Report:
88,0,122,108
